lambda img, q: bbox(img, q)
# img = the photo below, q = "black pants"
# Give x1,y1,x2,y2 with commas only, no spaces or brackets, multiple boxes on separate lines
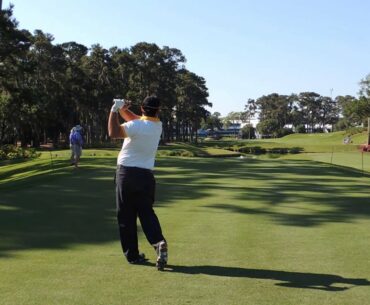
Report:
115,165,165,262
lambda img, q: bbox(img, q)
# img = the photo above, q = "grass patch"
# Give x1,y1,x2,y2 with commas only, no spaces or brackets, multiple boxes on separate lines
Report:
198,131,368,154
0,152,370,304
158,142,240,157
0,149,119,189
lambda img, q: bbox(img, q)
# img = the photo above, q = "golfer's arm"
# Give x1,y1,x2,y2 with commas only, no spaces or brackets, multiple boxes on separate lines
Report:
118,108,140,122
108,112,126,139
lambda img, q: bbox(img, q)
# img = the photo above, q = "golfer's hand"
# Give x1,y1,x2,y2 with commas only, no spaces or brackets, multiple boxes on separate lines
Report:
111,99,132,113
111,99,124,113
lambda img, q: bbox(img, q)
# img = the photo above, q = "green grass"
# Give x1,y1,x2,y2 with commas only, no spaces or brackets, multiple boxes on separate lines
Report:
281,151,370,173
158,142,240,157
202,131,368,153
272,130,366,145
0,149,117,187
263,131,367,152
1,150,370,305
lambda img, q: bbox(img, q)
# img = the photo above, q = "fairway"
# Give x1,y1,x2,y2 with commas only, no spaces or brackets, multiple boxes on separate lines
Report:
1,153,370,305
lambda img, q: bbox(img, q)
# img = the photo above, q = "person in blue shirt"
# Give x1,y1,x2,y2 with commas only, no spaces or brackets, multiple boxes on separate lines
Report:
69,125,83,168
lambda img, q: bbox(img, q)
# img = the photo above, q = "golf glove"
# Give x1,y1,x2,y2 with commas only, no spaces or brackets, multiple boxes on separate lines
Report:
111,99,126,113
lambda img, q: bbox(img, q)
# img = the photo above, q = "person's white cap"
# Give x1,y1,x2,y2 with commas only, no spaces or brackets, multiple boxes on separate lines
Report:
75,125,82,131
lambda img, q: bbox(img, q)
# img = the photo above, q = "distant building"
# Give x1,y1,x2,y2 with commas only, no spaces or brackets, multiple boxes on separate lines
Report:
227,119,259,129
226,122,241,130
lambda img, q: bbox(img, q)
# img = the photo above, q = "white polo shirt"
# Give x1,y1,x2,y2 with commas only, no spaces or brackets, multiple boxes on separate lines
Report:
117,116,162,170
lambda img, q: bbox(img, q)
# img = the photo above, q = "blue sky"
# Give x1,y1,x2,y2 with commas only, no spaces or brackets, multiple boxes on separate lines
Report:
4,0,370,116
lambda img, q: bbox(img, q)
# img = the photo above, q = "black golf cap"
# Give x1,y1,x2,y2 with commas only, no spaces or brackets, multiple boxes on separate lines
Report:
142,96,160,109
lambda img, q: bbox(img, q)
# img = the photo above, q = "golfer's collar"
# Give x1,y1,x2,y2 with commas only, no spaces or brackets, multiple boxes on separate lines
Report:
140,116,160,122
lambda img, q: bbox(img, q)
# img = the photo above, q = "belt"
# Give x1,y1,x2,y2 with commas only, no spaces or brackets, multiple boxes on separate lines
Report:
117,165,152,173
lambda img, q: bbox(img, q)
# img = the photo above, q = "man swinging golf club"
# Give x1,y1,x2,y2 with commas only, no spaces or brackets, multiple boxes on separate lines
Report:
108,96,168,270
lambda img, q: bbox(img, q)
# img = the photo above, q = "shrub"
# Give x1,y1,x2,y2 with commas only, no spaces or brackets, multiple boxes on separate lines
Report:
0,145,40,160
1,144,15,154
157,149,194,157
295,125,306,133
269,147,288,154
0,150,6,160
289,147,303,154
249,146,266,154
278,128,294,137
334,118,350,131
238,146,302,155
313,128,324,133
180,150,195,157
6,152,19,159
237,146,267,154
240,125,256,139
347,127,367,136
257,119,279,137
238,146,251,153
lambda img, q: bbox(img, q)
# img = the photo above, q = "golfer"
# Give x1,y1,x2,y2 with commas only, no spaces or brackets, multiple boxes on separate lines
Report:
69,125,83,168
108,96,168,270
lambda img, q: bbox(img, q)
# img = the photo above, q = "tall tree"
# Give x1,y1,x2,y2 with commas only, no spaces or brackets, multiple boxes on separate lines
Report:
200,112,221,131
0,6,211,147
0,6,32,145
297,92,323,132
254,93,291,136
175,69,210,142
359,74,370,98
81,44,115,144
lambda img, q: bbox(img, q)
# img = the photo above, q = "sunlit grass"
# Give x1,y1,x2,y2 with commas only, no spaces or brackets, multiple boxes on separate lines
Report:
0,151,369,305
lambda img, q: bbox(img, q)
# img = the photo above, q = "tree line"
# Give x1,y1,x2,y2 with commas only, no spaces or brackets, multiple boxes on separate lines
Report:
0,6,210,147
247,85,370,137
204,80,370,138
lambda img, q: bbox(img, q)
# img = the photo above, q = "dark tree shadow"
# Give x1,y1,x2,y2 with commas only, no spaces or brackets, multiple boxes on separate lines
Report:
0,158,120,257
154,158,370,227
1,155,370,257
168,265,370,291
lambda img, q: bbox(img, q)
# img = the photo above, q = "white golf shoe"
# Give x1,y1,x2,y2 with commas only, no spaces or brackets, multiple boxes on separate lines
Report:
155,241,168,271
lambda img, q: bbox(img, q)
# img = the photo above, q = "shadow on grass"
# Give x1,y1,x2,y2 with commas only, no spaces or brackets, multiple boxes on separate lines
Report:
154,158,370,227
0,157,120,257
0,157,60,173
1,155,370,257
169,265,370,291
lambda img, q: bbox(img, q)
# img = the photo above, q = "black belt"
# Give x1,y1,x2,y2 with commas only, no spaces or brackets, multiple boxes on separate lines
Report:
117,165,152,173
